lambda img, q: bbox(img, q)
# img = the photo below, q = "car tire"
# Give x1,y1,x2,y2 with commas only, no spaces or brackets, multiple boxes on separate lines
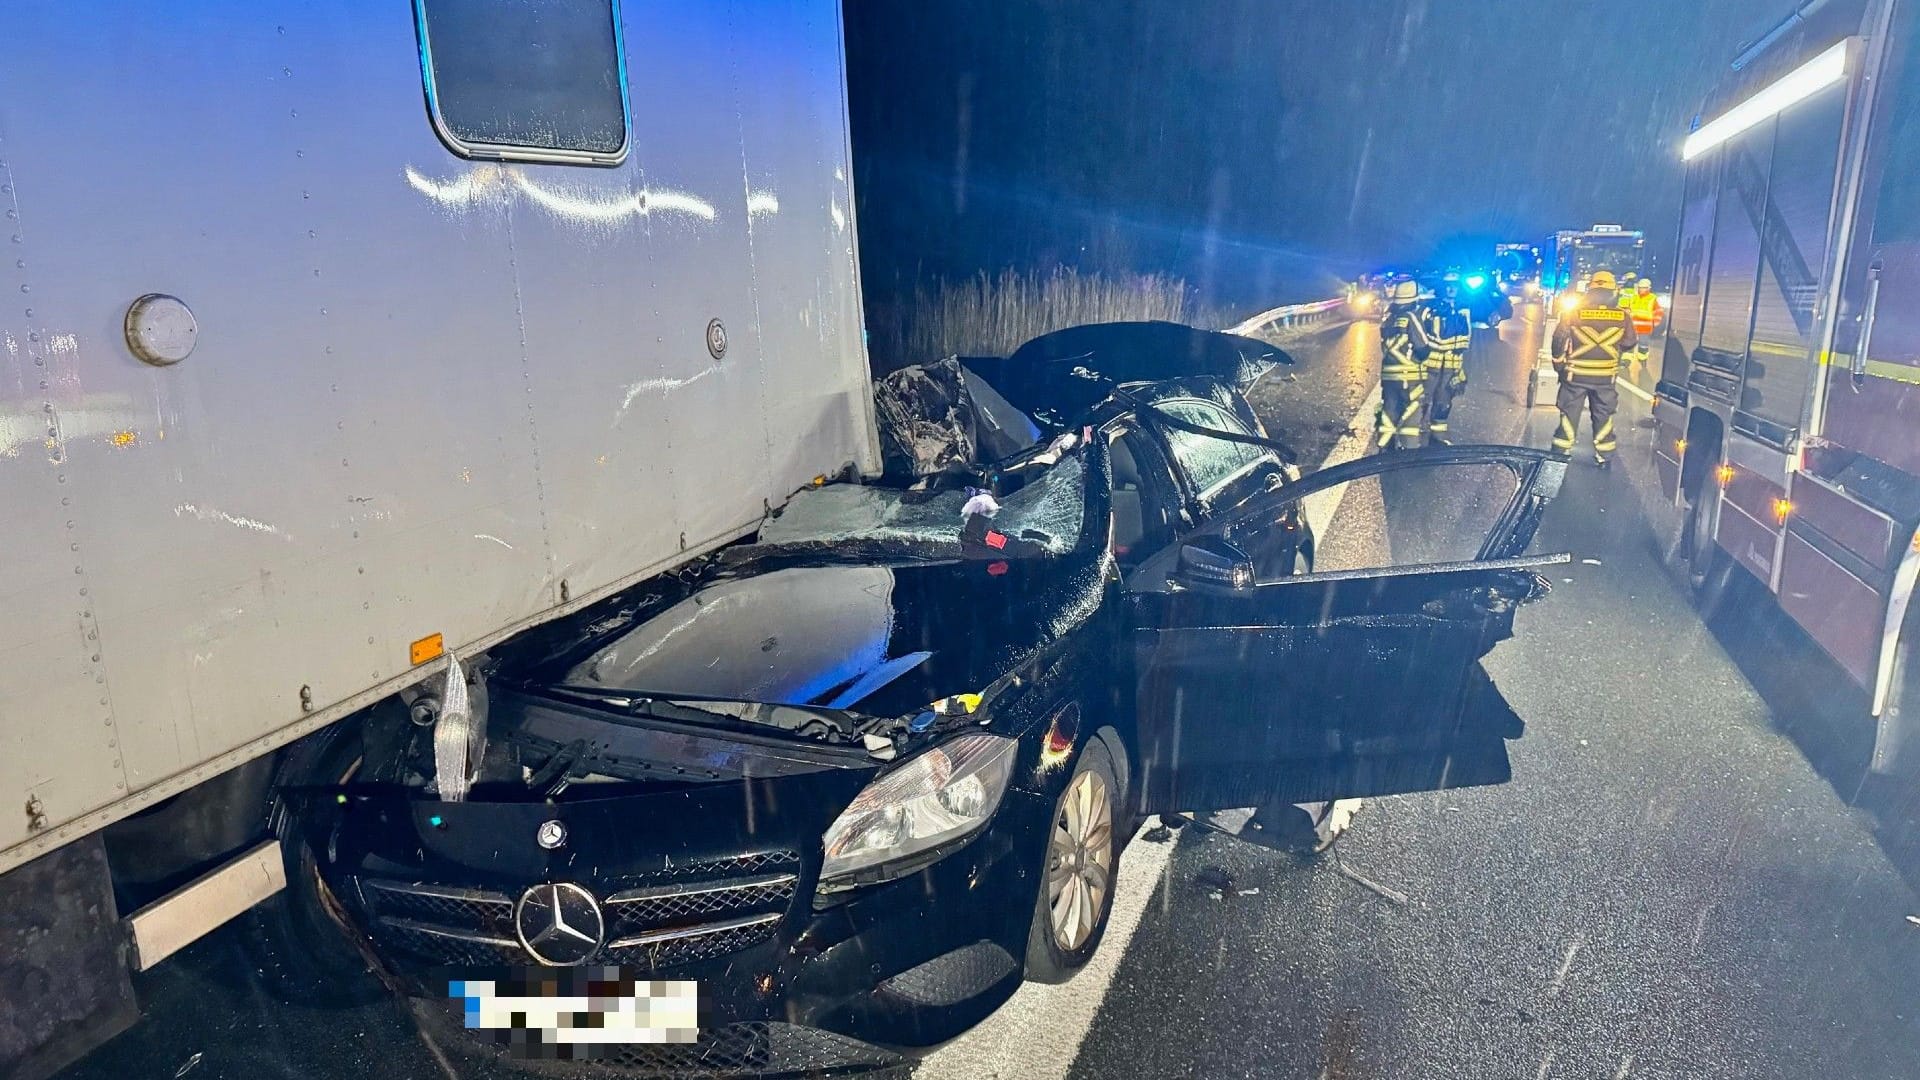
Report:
1683,488,1733,617
240,724,383,1006
1862,611,1920,805
1024,738,1119,985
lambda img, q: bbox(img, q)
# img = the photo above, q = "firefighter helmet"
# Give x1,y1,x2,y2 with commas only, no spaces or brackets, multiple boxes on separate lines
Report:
1389,278,1420,304
1591,270,1617,291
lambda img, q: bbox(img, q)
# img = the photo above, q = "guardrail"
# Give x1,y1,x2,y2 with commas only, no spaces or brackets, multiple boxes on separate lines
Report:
1226,295,1350,337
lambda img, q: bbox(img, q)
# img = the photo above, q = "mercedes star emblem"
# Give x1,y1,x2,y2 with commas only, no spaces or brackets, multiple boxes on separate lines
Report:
513,883,605,966
536,820,567,850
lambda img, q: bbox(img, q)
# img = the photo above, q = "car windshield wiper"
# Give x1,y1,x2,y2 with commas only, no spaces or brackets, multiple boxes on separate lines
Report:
525,737,592,797
526,683,868,745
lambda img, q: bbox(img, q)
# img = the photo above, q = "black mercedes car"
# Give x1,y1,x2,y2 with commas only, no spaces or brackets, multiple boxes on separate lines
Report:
268,331,1566,1076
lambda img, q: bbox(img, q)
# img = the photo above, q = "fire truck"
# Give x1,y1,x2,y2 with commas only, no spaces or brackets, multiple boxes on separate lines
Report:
1542,225,1647,312
1653,0,1920,774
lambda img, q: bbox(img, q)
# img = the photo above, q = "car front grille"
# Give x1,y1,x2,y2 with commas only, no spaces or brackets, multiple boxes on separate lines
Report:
360,880,521,965
356,849,802,971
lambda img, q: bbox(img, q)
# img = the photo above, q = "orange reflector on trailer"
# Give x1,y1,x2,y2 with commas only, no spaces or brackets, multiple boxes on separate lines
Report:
410,633,445,666
1716,464,1736,487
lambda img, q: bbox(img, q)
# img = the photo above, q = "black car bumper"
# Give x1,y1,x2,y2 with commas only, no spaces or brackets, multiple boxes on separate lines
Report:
317,783,1052,1075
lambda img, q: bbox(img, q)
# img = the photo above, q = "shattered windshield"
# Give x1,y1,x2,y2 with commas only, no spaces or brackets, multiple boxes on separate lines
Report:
757,456,1089,556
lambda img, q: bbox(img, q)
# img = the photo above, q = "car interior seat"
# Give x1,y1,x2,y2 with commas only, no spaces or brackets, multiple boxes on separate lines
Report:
1110,436,1147,565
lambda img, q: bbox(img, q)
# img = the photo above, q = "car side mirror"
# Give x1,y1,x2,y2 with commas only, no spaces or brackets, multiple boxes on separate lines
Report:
1173,536,1256,590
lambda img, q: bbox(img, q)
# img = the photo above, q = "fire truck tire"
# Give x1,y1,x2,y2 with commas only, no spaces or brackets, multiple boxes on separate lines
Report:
1683,489,1734,618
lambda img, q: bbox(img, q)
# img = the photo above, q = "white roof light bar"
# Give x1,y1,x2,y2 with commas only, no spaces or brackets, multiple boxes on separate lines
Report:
1683,40,1849,160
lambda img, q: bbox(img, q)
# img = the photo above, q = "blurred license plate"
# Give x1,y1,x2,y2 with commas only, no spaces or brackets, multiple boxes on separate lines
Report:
452,968,698,1051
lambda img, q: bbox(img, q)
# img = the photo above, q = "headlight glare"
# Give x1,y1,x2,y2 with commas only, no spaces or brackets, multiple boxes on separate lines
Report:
820,734,1017,887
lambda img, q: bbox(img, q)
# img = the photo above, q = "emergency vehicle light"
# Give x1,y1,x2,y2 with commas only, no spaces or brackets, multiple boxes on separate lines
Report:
1682,41,1847,161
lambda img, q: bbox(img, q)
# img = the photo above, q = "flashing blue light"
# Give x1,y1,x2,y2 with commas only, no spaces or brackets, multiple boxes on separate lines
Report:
1464,273,1487,290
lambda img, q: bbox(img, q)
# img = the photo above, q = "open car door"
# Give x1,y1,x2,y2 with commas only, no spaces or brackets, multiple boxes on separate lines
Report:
1126,445,1569,814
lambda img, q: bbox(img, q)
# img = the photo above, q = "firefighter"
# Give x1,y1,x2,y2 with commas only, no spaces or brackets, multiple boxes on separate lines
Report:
1377,277,1434,450
1623,277,1663,362
1551,269,1636,467
1422,276,1473,444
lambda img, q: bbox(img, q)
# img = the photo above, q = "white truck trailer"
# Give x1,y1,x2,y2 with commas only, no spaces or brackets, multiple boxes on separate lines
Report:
0,2,879,1073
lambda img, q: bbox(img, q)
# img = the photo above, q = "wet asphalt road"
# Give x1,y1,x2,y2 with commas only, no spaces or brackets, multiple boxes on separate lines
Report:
56,306,1920,1080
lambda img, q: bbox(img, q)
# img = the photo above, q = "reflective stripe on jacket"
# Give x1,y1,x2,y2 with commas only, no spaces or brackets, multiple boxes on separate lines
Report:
1381,305,1433,381
1422,304,1471,369
1553,288,1637,381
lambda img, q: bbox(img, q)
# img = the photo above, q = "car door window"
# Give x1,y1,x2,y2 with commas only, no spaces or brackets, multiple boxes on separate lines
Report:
1265,460,1524,574
1151,399,1280,505
1131,449,1556,589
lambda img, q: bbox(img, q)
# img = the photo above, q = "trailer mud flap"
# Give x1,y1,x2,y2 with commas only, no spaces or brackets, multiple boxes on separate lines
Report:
0,835,138,1080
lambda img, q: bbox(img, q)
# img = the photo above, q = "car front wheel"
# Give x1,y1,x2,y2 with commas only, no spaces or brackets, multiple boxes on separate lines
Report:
242,724,381,1006
1024,739,1118,983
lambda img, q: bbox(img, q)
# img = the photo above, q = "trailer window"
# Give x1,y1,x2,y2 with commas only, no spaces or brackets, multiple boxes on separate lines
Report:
413,0,628,164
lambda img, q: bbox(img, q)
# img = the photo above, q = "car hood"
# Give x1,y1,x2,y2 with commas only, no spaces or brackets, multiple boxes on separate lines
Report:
550,552,1108,725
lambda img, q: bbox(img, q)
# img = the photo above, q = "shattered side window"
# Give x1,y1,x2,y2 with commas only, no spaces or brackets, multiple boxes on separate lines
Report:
759,458,1086,556
1154,398,1276,499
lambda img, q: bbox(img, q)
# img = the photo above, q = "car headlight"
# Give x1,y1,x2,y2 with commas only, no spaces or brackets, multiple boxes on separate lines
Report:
819,733,1018,889
1557,294,1581,316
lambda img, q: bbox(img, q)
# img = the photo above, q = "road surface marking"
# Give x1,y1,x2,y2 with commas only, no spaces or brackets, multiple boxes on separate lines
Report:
1614,377,1654,403
919,384,1388,1080
1302,384,1384,538
1547,940,1583,996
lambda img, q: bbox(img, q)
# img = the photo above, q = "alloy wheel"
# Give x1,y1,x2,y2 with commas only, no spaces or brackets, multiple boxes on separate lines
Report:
1046,768,1113,952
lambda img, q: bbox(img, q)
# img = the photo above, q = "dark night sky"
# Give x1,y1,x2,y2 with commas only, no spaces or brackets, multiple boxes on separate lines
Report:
844,0,1782,310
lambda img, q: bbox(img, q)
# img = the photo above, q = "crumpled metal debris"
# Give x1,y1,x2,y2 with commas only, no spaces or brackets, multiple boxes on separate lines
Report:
873,358,979,481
